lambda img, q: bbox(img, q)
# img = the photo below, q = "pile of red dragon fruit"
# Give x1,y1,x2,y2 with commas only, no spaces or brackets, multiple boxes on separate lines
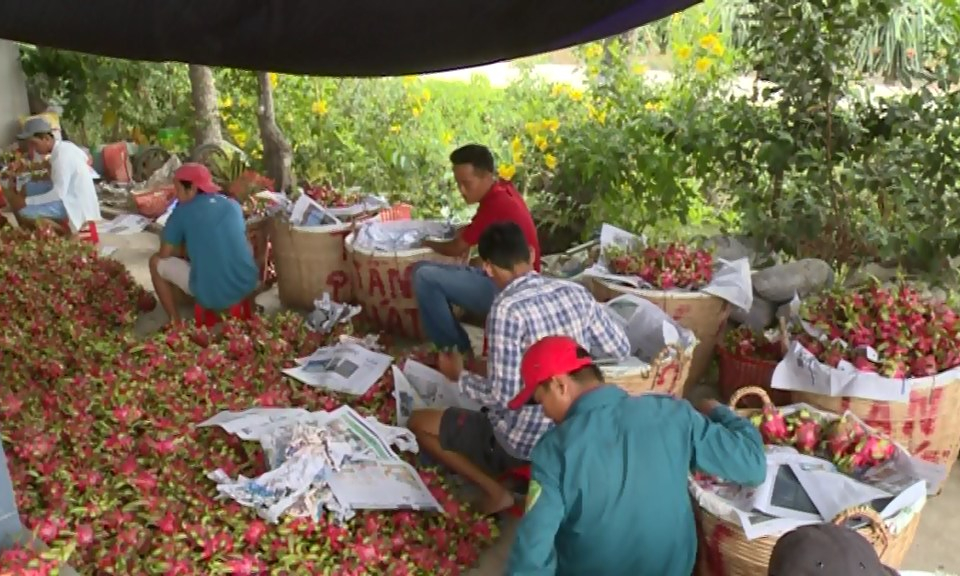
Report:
751,407,895,474
0,228,497,575
721,325,784,362
794,280,960,379
695,407,896,485
605,242,713,290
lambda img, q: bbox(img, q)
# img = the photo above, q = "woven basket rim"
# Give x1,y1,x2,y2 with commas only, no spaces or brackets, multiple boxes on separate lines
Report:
594,278,721,301
716,345,782,367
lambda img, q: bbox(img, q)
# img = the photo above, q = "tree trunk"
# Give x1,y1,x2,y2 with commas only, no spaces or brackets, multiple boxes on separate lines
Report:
255,72,293,193
188,64,222,147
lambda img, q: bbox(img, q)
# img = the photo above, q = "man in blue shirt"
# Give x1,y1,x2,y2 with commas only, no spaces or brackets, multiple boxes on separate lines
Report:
506,335,767,576
148,163,260,324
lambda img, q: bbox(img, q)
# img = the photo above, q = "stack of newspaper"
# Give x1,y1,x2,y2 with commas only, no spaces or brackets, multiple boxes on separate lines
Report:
690,405,948,540
197,405,441,523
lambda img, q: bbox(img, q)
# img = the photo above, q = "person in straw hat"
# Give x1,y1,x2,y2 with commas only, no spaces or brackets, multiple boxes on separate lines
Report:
767,522,899,576
504,335,766,576
9,116,101,236
149,163,260,325
408,222,630,516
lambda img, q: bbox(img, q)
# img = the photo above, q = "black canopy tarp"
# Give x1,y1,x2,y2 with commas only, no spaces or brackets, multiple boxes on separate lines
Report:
0,0,698,76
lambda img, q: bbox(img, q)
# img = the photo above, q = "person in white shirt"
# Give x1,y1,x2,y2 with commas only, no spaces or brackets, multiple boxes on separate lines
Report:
10,117,101,235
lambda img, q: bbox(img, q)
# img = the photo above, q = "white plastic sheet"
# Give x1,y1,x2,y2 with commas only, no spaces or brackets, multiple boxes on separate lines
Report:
351,220,455,252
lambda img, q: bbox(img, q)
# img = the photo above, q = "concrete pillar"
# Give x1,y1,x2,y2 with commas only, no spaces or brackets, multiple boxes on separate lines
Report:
0,40,30,147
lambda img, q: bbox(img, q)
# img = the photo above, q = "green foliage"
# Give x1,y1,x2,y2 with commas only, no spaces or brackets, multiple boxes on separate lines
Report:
15,0,960,268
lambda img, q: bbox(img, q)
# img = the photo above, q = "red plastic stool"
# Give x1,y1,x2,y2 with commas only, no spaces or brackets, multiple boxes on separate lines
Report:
499,464,531,517
194,299,254,328
78,221,99,245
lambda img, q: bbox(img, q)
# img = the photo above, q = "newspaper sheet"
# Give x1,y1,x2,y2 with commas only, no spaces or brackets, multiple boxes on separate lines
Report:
690,403,943,540
393,359,483,426
201,405,439,522
305,293,362,333
351,220,455,252
290,194,341,227
603,293,697,361
772,337,960,403
283,342,393,395
581,224,754,311
326,459,441,512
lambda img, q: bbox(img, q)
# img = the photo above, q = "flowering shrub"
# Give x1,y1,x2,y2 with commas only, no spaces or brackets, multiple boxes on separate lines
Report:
0,229,497,574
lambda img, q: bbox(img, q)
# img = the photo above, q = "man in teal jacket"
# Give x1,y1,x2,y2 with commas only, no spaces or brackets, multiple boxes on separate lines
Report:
505,336,767,576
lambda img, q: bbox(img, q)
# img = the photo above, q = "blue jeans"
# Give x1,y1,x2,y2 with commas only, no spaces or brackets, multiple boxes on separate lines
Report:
20,200,68,220
412,262,496,353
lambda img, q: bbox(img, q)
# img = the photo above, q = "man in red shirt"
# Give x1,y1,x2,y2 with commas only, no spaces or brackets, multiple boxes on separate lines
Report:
415,144,540,360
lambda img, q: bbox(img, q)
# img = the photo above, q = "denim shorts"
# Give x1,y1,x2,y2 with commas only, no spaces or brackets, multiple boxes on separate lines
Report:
20,200,68,221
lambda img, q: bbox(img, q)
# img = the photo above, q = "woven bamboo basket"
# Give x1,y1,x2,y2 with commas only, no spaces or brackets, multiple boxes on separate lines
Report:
345,221,466,339
716,345,790,408
591,278,730,391
602,342,693,397
693,386,923,575
791,380,960,481
269,217,354,309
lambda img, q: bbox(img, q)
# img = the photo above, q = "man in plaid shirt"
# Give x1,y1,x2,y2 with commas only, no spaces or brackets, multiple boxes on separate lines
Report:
408,222,631,515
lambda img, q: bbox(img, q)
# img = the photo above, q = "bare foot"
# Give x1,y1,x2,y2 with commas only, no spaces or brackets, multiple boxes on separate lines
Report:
479,490,515,516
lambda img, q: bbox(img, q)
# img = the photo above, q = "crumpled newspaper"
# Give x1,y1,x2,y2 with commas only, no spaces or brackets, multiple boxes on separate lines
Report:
306,293,362,333
209,424,348,524
352,220,455,252
337,333,384,352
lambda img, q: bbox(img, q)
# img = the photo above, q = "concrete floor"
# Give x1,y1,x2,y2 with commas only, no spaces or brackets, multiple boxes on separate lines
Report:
9,217,955,574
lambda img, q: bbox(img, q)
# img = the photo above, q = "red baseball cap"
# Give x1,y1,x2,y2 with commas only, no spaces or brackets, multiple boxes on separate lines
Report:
509,336,593,410
174,163,221,193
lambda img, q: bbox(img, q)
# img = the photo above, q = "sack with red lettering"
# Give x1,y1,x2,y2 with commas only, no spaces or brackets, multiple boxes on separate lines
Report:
771,280,960,470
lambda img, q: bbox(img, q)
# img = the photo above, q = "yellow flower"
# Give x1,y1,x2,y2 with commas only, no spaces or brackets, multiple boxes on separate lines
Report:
268,73,279,89
672,13,681,23
498,164,516,181
584,44,603,59
710,42,726,57
695,57,714,73
568,89,584,102
389,124,401,134
544,154,557,170
644,101,664,112
699,34,720,51
541,118,560,133
311,99,329,116
632,64,649,75
512,151,523,165
675,45,693,61
534,135,548,152
442,131,454,145
525,122,541,136
421,88,432,102
587,65,600,77
699,15,710,27
551,83,568,97
233,130,248,148
402,76,417,85
511,136,523,156
412,105,422,118
218,96,233,109
586,104,606,125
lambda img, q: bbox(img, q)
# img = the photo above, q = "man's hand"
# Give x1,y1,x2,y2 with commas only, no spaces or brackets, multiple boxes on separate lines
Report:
696,398,721,416
436,351,464,382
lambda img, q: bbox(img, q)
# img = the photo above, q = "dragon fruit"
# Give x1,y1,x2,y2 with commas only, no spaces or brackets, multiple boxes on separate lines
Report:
786,409,822,454
750,405,790,444
821,416,867,461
